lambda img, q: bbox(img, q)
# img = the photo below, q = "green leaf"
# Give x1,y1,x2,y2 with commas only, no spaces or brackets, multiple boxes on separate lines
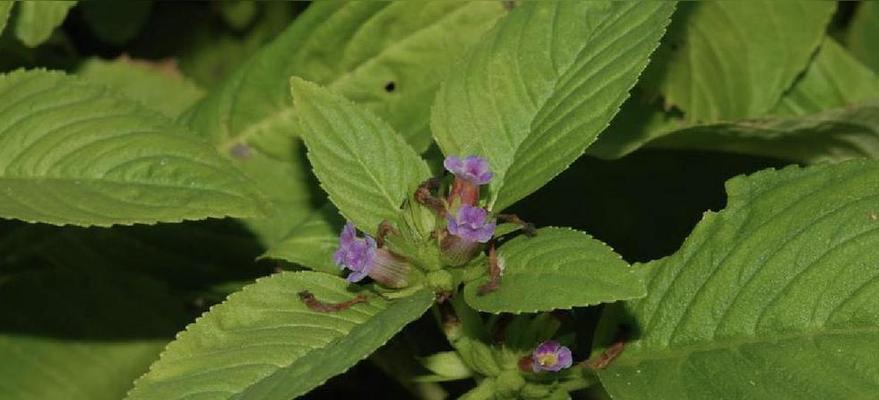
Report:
291,77,431,235
432,1,676,211
595,160,879,399
185,1,504,244
0,268,187,400
774,39,879,116
846,1,879,73
261,203,344,275
649,102,879,164
77,57,204,118
0,69,266,227
127,272,435,400
0,2,12,36
648,1,834,122
463,227,645,314
13,0,77,47
590,39,879,162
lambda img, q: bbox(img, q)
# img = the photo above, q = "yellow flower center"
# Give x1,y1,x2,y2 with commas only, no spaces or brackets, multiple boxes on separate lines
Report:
537,353,558,367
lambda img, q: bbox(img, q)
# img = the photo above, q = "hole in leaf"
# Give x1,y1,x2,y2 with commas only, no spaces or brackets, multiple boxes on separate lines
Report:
384,81,396,93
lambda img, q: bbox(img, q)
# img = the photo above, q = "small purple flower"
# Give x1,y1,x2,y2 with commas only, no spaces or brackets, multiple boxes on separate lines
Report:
444,156,493,185
333,222,412,288
333,222,377,283
531,341,573,372
447,205,496,243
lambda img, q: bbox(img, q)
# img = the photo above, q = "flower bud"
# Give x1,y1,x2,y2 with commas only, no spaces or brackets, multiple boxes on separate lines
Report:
444,155,493,206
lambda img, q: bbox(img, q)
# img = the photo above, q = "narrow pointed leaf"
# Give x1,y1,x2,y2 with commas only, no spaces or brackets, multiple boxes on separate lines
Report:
292,77,430,235
432,1,675,211
464,227,644,313
13,1,77,47
0,69,266,227
127,272,434,400
595,160,879,399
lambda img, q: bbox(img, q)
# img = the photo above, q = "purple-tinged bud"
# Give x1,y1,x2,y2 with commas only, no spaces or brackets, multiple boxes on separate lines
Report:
444,155,493,206
333,222,411,288
441,205,496,265
530,341,573,372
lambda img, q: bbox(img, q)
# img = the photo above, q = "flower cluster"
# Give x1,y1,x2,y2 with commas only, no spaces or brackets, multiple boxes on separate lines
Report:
334,155,499,285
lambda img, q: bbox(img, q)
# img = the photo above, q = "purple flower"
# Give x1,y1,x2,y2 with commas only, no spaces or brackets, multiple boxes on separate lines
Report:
333,222,377,283
447,205,496,243
444,156,493,185
531,341,573,372
333,222,411,288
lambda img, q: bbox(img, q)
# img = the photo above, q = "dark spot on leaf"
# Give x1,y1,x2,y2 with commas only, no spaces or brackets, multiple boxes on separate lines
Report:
230,142,252,159
384,81,396,93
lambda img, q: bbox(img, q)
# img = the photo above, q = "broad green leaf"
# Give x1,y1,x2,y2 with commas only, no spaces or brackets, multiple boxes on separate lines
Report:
0,2,12,36
648,1,834,122
774,39,879,116
261,203,344,275
13,1,77,47
127,271,435,400
432,1,676,211
0,268,187,400
291,77,431,235
595,160,879,399
80,0,152,45
77,57,204,118
0,69,266,227
649,102,879,164
846,1,879,73
463,227,645,313
185,1,504,244
590,40,879,162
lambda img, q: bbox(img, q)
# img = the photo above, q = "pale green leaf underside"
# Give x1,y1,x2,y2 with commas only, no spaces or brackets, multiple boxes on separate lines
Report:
596,160,879,399
846,1,879,73
77,58,204,118
590,39,879,163
0,269,186,400
432,1,675,211
13,1,77,47
464,227,644,314
650,102,879,164
292,77,431,235
127,272,434,400
0,69,266,227
186,1,503,244
261,203,344,275
652,1,834,122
